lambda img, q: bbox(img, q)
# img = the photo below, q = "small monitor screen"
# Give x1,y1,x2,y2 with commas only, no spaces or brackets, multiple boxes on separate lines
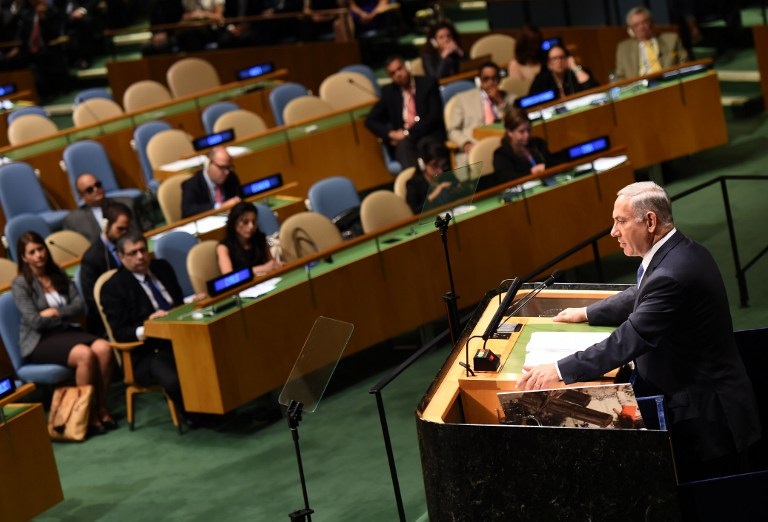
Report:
519,90,556,109
192,129,235,151
541,37,562,52
0,83,17,97
207,267,253,296
567,136,610,160
236,62,275,81
241,173,283,197
0,375,15,398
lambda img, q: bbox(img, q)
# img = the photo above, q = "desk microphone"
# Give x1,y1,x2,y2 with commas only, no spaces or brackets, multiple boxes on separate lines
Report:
346,77,378,99
47,240,81,259
505,270,562,317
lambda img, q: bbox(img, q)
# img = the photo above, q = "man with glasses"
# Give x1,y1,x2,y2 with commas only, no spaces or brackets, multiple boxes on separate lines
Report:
181,146,243,218
615,6,688,80
63,172,135,242
365,55,446,170
446,62,514,160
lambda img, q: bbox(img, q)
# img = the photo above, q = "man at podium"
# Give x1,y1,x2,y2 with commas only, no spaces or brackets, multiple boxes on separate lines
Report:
519,181,760,482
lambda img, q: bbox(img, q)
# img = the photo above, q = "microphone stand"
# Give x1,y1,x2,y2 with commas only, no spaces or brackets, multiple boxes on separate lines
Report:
435,213,461,345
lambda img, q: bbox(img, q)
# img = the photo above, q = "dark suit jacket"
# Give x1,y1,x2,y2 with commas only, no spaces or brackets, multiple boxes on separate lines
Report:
365,76,446,144
527,68,598,99
558,231,761,461
492,137,559,185
80,238,120,335
180,169,243,218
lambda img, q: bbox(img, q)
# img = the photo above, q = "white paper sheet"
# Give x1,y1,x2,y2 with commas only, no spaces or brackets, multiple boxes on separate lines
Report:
238,277,281,299
523,331,611,367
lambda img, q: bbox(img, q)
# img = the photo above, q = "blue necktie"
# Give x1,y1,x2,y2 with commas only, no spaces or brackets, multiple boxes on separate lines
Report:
637,264,644,285
144,276,171,311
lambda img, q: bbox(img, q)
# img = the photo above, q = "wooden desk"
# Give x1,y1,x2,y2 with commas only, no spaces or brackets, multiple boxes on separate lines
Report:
0,384,64,522
144,159,633,414
474,65,727,170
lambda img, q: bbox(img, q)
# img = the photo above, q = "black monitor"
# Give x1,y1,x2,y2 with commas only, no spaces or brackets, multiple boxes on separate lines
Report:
192,128,235,151
241,173,283,197
0,83,17,97
206,267,253,297
235,61,275,81
566,136,611,161
518,90,556,109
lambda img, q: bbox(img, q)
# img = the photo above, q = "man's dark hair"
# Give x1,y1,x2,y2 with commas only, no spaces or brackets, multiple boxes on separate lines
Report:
116,230,147,254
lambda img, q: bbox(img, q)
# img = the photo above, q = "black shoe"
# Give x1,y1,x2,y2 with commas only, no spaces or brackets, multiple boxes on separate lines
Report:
87,424,107,438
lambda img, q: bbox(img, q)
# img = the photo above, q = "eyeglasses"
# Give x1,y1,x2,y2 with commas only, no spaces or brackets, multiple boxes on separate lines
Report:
212,162,232,172
81,181,103,194
549,55,567,62
480,75,499,82
122,246,148,257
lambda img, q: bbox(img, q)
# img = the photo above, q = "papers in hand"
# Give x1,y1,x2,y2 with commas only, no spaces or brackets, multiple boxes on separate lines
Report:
523,331,610,367
238,277,281,299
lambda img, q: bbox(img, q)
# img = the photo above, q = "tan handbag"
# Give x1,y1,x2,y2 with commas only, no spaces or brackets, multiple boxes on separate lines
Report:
48,385,93,442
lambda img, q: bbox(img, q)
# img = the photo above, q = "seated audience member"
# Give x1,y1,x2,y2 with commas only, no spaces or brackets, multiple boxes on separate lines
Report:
447,62,514,159
300,0,349,42
99,231,193,425
421,21,464,79
493,107,561,185
365,55,446,170
507,24,544,86
55,0,102,69
614,6,688,80
12,231,116,435
405,141,463,214
528,43,597,99
219,0,268,47
63,173,135,243
181,146,243,218
217,201,283,276
348,0,388,36
176,0,224,51
142,0,183,55
80,201,133,337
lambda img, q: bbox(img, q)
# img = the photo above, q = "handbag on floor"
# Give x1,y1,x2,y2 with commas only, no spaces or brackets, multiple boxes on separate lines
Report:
48,385,93,442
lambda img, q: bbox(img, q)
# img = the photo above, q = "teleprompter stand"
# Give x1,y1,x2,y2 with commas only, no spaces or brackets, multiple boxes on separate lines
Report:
278,316,354,521
435,213,461,345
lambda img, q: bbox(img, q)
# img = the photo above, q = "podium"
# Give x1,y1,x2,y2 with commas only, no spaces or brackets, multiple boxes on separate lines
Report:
416,285,679,520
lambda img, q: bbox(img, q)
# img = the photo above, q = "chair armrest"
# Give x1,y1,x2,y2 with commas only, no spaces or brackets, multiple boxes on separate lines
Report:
110,341,144,352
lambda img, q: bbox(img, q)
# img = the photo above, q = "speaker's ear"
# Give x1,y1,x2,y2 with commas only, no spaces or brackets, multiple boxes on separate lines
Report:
417,157,426,171
627,26,635,38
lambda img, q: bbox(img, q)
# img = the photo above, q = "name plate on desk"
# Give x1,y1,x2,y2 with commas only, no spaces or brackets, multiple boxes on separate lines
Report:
235,61,275,81
0,83,17,97
207,267,253,297
0,374,16,399
193,129,236,151
241,173,283,197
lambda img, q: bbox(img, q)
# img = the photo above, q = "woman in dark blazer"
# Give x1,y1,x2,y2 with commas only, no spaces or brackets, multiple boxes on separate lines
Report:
216,202,283,276
11,231,116,434
528,44,598,99
493,107,560,185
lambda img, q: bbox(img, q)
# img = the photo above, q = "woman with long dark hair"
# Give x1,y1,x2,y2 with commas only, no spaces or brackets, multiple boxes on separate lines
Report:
216,202,283,276
493,107,560,184
421,21,465,79
11,231,115,435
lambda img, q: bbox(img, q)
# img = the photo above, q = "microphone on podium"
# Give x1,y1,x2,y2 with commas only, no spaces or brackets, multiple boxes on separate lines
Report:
47,240,81,259
505,270,562,318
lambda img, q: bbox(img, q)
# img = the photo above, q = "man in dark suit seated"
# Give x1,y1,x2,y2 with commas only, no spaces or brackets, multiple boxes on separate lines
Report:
365,55,446,170
80,201,132,336
100,231,192,425
63,172,135,243
519,181,761,483
181,146,243,219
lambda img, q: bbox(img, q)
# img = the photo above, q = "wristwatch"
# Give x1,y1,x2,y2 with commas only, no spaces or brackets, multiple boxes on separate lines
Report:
572,65,583,73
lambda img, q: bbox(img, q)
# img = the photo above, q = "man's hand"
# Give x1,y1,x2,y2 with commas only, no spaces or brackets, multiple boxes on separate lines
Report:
552,307,588,323
517,364,561,390
148,310,169,320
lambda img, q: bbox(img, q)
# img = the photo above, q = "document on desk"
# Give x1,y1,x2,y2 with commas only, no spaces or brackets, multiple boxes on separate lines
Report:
239,277,281,299
524,331,611,367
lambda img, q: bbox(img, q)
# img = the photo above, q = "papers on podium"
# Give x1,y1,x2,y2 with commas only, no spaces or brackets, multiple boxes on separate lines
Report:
523,331,610,368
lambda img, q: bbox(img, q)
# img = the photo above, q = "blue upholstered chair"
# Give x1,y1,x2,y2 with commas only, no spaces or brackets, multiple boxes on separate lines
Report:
73,87,113,106
201,101,239,134
6,105,49,125
61,140,144,205
3,213,51,261
0,292,74,385
0,162,68,231
269,82,309,126
132,120,173,193
154,231,198,298
307,176,361,221
439,80,475,105
254,202,280,236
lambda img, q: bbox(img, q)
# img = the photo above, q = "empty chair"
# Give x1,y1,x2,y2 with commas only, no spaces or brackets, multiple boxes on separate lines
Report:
94,269,181,433
0,258,17,287
7,113,59,145
45,230,91,265
307,176,361,222
0,292,74,386
469,33,516,66
440,79,475,105
157,173,192,225
393,166,416,199
201,101,240,134
282,96,335,125
253,202,280,236
499,76,533,99
467,136,502,179
73,87,112,106
186,240,221,295
146,129,196,172
6,105,48,125
132,120,173,193
277,211,344,263
0,162,68,231
408,57,425,76
340,64,381,96
61,140,144,205
319,71,378,111
213,109,267,137
154,231,198,298
123,80,173,113
360,190,414,234
269,82,310,126
72,98,124,127
3,213,51,261
166,57,220,98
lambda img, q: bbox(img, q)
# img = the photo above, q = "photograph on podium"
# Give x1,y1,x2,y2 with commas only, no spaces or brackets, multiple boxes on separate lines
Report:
497,383,648,430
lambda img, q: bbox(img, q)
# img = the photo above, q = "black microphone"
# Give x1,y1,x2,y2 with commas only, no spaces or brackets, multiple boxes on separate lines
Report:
346,77,379,99
47,240,81,259
505,270,562,318
481,276,522,341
